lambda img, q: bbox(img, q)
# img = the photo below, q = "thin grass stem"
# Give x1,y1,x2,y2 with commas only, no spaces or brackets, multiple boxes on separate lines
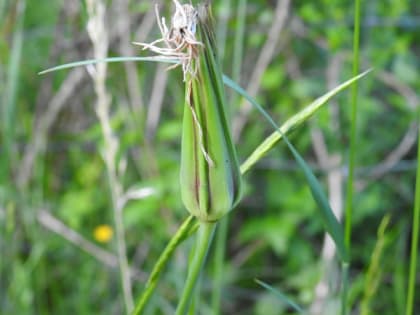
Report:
232,0,247,85
405,117,420,315
211,217,229,315
175,222,216,315
343,0,361,313
85,0,133,312
230,0,247,105
1,0,25,181
216,0,231,60
345,0,361,253
131,215,197,315
0,0,6,20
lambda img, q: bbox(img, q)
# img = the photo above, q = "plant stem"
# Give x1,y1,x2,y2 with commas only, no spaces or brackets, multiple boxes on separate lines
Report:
232,0,247,85
405,118,420,315
176,222,216,315
228,0,247,107
341,262,349,315
112,186,134,313
345,0,361,251
343,0,361,313
132,215,197,315
1,0,25,183
216,0,231,61
211,216,229,315
85,0,133,312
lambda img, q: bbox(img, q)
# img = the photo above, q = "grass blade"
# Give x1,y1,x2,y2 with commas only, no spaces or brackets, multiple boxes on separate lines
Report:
345,0,362,251
228,70,372,175
1,0,26,181
360,215,391,315
343,0,362,312
255,279,304,313
405,116,420,315
223,73,373,262
39,56,178,74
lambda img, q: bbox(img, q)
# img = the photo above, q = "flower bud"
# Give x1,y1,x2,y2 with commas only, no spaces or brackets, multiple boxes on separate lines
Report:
180,4,242,222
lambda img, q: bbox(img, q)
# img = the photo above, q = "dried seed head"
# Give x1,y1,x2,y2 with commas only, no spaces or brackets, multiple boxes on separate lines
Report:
135,0,213,165
171,4,197,35
133,0,202,81
180,4,243,222
135,2,243,222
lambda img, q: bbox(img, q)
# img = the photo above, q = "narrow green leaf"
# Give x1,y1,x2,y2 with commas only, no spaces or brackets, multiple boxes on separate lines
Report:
39,56,178,75
405,112,420,315
224,70,372,174
1,0,25,181
255,279,304,313
223,72,371,262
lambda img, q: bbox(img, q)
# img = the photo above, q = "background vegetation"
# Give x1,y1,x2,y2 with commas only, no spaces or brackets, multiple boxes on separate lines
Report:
1,0,419,314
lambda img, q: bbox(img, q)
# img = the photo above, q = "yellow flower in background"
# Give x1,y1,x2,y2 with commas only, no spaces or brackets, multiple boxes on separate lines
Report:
93,224,113,243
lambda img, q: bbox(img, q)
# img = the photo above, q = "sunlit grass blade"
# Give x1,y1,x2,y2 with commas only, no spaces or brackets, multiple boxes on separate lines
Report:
405,113,420,315
227,70,372,175
255,279,305,313
223,73,372,262
38,56,178,75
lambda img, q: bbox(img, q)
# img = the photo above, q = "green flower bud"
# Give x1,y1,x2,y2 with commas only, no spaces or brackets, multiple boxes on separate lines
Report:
180,4,242,222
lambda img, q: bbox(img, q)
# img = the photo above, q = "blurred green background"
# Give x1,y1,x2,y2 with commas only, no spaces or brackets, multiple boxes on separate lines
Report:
1,0,419,314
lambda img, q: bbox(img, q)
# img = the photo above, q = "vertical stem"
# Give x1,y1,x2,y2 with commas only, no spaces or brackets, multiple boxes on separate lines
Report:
113,188,134,313
405,120,420,315
176,222,216,315
85,1,133,312
132,216,197,315
1,0,25,182
343,0,360,314
345,0,361,251
211,216,229,315
229,0,247,105
216,0,231,61
232,0,247,85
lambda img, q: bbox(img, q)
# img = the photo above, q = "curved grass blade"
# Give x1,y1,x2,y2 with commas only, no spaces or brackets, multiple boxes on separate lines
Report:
227,70,372,175
39,56,178,75
223,73,371,262
255,279,304,313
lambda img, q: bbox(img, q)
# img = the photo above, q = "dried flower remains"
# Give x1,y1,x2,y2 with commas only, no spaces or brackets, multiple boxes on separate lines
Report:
135,0,214,165
133,0,203,81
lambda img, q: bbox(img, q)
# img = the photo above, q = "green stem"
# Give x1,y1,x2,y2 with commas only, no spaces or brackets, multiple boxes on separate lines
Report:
405,119,420,315
343,0,361,313
230,0,247,105
341,262,349,315
211,216,229,315
1,0,25,183
176,222,216,315
216,0,231,61
131,215,197,315
232,0,247,85
345,0,361,251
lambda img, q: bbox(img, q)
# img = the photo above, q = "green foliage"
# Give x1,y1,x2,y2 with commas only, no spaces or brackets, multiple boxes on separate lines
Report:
1,1,419,314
